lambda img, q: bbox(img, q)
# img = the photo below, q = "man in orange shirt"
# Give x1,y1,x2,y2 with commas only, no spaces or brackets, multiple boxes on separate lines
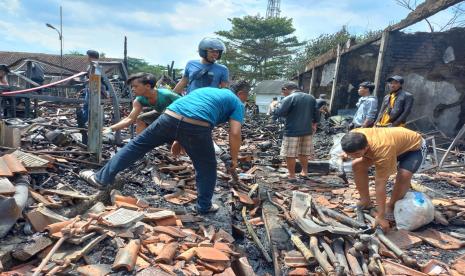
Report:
340,127,425,231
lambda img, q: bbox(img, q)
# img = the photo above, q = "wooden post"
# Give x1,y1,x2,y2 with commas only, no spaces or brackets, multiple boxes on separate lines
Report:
309,68,316,96
87,62,103,163
373,30,390,97
24,61,33,118
329,44,342,114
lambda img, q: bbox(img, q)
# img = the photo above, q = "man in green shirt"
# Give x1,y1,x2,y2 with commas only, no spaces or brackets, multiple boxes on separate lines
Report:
104,73,180,134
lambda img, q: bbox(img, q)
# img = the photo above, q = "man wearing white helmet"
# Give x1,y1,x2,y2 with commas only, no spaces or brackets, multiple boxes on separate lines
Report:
174,37,229,94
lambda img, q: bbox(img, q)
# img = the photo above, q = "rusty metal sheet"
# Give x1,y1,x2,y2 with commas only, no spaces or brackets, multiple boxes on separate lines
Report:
382,259,427,276
3,154,27,174
0,157,13,177
0,177,15,195
412,229,465,250
102,208,144,227
385,230,423,250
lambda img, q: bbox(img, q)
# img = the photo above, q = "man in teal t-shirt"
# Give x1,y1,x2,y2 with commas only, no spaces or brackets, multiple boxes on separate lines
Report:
103,73,180,135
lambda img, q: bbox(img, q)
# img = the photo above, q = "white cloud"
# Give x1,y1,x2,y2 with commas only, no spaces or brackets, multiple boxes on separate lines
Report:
0,0,20,14
0,0,460,69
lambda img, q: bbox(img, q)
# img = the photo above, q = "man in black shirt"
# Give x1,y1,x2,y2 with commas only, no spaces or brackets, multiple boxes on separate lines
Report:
273,82,319,181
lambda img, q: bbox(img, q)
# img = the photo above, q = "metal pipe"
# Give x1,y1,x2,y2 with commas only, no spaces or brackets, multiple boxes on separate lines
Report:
0,175,30,238
310,236,335,275
364,214,418,268
320,238,345,276
333,237,350,275
345,240,363,276
320,206,367,229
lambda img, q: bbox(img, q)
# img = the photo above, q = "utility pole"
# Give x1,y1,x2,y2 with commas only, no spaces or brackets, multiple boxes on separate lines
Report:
45,5,63,78
60,5,63,78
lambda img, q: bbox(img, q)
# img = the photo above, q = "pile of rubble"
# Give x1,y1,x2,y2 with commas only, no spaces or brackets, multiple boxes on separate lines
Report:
0,107,465,275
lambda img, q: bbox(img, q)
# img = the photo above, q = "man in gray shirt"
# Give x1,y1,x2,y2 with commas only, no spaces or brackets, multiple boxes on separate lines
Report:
273,82,319,181
350,81,378,129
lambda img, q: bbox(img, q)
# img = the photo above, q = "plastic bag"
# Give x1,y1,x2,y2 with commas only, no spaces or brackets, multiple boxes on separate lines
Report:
394,191,435,231
329,133,352,173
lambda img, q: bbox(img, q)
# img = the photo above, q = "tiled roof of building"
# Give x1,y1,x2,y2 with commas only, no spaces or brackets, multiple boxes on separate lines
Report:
0,51,122,75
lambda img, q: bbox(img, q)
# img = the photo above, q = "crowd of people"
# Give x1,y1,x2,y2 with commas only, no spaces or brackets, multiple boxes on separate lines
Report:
73,36,424,232
269,75,423,231
79,37,250,215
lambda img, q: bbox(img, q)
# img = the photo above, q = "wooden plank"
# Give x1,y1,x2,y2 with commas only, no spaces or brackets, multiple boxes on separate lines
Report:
329,44,341,114
309,68,316,96
373,30,390,97
261,189,290,276
87,63,103,163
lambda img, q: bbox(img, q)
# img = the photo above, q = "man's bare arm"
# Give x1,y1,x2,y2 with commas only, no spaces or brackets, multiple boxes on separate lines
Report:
108,100,143,131
228,119,242,169
173,77,188,94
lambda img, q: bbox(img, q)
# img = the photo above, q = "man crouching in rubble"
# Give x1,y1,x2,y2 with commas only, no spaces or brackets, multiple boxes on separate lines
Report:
80,81,250,214
340,127,425,231
103,73,180,135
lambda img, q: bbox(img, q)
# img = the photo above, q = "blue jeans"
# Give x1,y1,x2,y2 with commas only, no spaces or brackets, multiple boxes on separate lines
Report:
95,114,217,212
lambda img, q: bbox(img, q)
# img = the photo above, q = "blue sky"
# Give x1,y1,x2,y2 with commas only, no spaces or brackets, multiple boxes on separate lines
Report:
0,0,460,68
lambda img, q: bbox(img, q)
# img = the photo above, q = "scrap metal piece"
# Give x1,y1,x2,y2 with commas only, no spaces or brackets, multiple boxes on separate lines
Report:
283,224,314,264
319,206,367,229
382,259,427,276
102,208,144,227
0,176,29,238
344,240,363,276
320,238,345,276
310,236,335,275
290,191,359,235
333,238,349,275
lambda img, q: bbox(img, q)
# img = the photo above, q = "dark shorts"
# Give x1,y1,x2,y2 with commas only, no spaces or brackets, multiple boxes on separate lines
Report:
137,110,161,126
397,149,423,173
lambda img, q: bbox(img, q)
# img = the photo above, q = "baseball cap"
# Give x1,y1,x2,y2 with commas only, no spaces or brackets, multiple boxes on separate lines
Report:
387,75,404,84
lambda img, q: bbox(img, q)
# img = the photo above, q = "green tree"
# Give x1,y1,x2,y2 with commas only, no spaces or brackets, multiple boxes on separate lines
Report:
216,15,303,83
127,57,166,76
